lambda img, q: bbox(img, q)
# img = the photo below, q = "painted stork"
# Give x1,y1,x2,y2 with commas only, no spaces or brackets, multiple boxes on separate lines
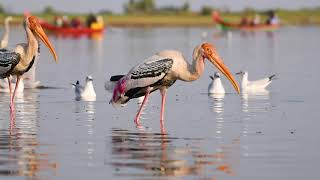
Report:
208,72,225,94
0,16,57,114
0,16,12,49
236,71,276,91
109,42,240,125
72,75,96,101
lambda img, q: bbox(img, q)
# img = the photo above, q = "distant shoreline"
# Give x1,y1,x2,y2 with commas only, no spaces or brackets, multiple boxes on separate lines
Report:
1,12,319,27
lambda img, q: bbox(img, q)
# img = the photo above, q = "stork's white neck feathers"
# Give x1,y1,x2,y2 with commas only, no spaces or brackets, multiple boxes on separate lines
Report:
0,17,11,48
25,25,39,64
14,24,39,72
159,46,205,82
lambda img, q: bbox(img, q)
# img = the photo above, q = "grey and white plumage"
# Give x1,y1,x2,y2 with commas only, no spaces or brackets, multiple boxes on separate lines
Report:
0,16,58,117
236,71,276,91
108,43,240,125
73,76,96,101
208,72,225,94
111,55,175,106
0,49,20,78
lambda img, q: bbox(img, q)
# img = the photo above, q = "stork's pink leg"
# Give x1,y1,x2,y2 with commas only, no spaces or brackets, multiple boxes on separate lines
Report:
7,77,14,112
11,76,21,113
134,88,151,125
159,89,167,133
160,88,167,122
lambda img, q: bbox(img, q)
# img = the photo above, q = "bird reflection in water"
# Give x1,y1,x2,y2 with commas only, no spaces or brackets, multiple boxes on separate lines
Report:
241,90,270,113
84,101,96,167
109,128,238,179
208,93,226,143
0,90,57,178
74,100,97,167
241,90,271,137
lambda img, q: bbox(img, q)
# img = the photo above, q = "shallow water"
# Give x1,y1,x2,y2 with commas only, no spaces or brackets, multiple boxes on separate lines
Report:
0,26,319,179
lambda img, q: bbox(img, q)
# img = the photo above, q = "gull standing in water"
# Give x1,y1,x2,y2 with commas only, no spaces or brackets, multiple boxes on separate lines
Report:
236,71,276,91
72,76,96,101
208,72,225,94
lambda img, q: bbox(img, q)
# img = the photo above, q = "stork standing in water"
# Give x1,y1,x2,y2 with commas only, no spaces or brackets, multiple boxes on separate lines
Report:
109,42,240,126
0,16,58,116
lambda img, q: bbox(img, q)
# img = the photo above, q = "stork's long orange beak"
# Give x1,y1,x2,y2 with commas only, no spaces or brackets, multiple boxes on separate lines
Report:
202,43,240,94
29,16,58,62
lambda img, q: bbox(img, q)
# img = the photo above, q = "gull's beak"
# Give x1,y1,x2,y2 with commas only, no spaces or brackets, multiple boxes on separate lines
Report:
235,71,242,75
206,49,240,94
32,20,58,62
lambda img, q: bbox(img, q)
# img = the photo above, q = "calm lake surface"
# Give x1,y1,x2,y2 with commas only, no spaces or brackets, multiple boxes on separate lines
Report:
0,26,319,180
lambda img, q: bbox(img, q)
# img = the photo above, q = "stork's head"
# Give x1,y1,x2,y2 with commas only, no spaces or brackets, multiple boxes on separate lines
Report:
110,78,128,106
25,16,58,62
200,42,240,94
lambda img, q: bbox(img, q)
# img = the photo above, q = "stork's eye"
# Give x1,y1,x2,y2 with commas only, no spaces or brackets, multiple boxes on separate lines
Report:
206,48,212,55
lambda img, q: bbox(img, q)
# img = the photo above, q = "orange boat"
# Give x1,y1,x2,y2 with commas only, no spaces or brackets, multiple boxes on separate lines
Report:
39,20,105,36
212,11,280,31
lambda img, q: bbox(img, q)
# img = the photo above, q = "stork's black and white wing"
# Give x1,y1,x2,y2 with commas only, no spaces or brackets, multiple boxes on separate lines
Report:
126,55,173,88
0,49,20,78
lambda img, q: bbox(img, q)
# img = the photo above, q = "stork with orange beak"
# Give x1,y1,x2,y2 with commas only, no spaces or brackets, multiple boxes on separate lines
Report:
0,16,58,114
108,42,240,126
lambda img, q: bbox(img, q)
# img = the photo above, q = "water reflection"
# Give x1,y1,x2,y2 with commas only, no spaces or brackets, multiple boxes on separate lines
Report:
241,90,270,113
0,90,57,179
74,101,97,167
109,128,238,179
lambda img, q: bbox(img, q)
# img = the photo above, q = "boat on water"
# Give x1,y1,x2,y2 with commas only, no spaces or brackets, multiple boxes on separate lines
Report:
39,20,105,36
212,11,280,31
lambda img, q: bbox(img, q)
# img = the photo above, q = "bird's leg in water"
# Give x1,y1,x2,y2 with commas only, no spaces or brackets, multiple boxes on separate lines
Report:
160,88,167,134
8,77,14,112
10,76,21,116
160,88,167,123
134,87,151,125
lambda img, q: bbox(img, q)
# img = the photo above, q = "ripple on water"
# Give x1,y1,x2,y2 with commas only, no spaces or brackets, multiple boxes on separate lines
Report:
0,91,57,178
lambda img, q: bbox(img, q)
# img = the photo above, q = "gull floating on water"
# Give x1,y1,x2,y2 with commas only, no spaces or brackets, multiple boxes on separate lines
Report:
236,71,276,91
72,76,96,101
208,72,225,94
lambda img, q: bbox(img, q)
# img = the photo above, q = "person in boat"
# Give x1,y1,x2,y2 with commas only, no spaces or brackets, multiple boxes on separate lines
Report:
266,10,280,25
252,14,261,26
240,16,249,26
86,14,97,28
70,17,82,28
62,16,70,27
54,16,63,27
